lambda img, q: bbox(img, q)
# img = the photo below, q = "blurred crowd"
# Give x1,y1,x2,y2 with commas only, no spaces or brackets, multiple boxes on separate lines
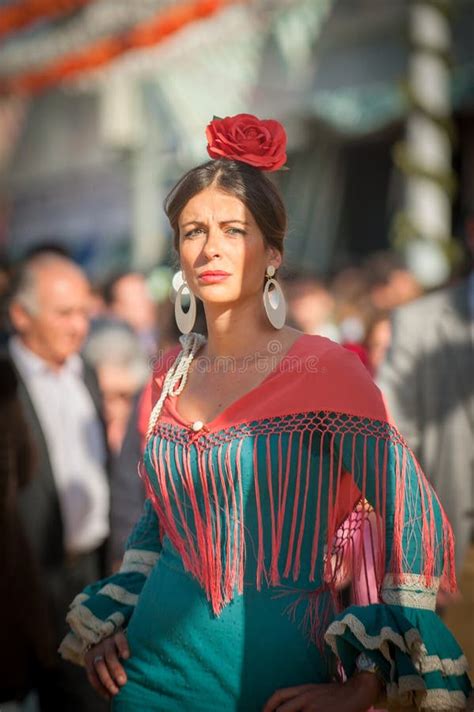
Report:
0,245,427,464
283,251,422,377
0,241,472,710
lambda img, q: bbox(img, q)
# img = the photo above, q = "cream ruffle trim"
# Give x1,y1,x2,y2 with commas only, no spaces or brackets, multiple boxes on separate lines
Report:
58,631,89,666
58,607,125,666
325,613,469,711
120,548,159,576
98,583,139,607
59,581,140,665
381,574,439,611
58,548,159,666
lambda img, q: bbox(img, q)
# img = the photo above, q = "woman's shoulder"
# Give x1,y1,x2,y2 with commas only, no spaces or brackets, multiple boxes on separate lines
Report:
152,342,182,382
293,332,340,356
295,332,373,381
295,332,368,364
137,342,183,440
289,333,388,421
142,342,183,403
290,332,351,369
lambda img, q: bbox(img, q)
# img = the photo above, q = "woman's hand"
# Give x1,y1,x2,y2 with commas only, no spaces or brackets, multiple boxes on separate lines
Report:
262,672,383,712
84,630,130,700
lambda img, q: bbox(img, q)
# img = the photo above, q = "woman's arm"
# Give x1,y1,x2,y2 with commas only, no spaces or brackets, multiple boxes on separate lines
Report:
263,670,382,712
322,347,470,711
59,498,161,666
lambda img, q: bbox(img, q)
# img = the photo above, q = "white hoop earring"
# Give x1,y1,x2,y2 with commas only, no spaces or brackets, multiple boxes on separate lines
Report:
175,278,197,334
263,266,286,329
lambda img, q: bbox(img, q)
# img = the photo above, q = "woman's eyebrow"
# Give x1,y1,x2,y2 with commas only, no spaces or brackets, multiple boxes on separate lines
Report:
180,220,204,228
180,219,249,227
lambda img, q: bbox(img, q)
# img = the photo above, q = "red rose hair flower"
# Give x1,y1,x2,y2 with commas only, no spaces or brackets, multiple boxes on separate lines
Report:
206,113,287,172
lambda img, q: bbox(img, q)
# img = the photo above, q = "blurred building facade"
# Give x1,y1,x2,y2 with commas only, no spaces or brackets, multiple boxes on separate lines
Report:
0,0,473,284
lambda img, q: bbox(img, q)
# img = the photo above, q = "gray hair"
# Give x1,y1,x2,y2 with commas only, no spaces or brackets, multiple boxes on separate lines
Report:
83,322,149,388
10,252,86,316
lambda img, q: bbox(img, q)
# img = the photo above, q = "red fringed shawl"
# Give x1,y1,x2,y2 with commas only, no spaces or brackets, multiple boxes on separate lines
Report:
138,334,456,635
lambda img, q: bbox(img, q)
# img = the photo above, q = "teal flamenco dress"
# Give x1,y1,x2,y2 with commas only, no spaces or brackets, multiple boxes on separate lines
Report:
60,334,472,711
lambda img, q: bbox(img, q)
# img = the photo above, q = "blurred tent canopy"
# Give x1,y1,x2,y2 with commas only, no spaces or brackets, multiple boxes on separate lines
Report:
0,0,473,276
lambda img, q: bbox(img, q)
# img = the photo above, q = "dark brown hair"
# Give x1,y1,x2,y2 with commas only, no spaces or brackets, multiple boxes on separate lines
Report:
164,159,287,255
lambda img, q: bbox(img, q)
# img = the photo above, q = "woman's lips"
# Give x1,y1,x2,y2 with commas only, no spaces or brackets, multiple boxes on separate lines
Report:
198,272,230,283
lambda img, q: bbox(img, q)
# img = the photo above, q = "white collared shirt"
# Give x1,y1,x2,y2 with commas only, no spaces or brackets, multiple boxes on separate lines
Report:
9,336,110,554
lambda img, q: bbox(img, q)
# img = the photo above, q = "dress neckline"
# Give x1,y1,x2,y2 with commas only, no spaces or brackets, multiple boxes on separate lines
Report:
167,332,307,432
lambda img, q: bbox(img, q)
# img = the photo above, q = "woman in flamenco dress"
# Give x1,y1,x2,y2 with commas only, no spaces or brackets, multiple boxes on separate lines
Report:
60,114,472,712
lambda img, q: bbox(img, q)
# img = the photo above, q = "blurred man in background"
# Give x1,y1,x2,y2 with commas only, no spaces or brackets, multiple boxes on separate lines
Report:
101,270,159,359
0,356,56,709
378,234,474,672
7,252,110,712
363,250,422,312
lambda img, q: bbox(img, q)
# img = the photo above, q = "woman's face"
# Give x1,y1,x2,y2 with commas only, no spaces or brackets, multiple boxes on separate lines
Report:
178,186,281,306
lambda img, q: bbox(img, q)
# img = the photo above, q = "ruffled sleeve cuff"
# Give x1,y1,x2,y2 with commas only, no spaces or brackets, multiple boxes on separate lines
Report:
58,548,159,665
324,576,472,711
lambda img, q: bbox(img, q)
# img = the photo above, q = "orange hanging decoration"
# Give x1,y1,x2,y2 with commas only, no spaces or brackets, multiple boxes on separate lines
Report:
0,0,237,97
0,0,94,40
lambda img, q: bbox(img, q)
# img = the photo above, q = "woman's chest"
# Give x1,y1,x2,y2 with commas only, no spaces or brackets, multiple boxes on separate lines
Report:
173,367,277,425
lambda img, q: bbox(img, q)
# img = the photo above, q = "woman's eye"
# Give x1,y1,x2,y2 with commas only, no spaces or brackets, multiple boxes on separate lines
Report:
227,227,245,236
183,227,204,238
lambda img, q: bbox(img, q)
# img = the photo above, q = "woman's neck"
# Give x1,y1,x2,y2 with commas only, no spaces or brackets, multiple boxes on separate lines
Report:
202,300,278,360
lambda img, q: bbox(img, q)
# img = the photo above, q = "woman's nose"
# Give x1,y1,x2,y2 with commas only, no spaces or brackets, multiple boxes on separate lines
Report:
202,226,222,258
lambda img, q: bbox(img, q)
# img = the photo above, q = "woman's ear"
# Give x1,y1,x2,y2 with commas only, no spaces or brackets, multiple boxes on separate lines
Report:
267,246,282,271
